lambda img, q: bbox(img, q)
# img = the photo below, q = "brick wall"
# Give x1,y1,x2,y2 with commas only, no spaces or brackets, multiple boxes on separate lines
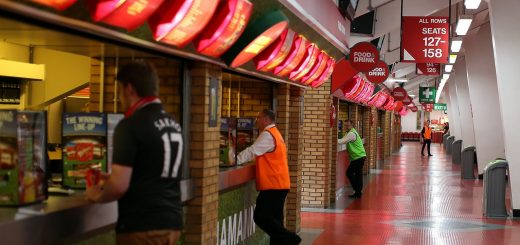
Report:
221,77,272,117
383,111,392,157
302,81,332,208
330,97,338,203
369,107,378,169
184,63,221,245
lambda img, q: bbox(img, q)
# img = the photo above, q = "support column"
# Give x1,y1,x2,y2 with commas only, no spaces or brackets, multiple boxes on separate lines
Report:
453,57,476,147
464,23,505,174
488,0,520,215
185,63,220,244
447,78,462,141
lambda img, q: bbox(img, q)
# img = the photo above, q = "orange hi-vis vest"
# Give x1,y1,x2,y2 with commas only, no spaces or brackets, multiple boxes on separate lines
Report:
255,126,291,191
424,127,432,139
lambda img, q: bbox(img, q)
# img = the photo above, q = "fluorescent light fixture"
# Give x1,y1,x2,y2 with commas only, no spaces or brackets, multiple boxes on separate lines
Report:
456,16,473,35
409,94,416,98
445,64,453,73
449,54,458,64
451,38,463,52
388,78,408,82
443,73,451,80
464,0,481,9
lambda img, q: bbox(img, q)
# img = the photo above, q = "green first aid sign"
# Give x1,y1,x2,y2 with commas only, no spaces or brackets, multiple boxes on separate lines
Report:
419,87,437,103
434,103,447,110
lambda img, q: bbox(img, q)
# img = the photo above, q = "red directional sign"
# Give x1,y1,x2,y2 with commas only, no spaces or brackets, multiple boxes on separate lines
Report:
401,16,449,63
349,42,379,72
365,60,389,84
416,63,441,75
392,87,408,101
402,96,413,105
422,103,434,112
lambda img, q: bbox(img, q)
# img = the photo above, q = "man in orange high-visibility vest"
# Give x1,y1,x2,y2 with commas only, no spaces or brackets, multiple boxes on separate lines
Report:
230,109,301,245
421,120,433,156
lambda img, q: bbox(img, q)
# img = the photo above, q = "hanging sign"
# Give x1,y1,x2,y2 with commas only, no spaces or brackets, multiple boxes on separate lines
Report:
410,106,418,112
434,103,447,110
254,29,295,72
222,10,289,68
310,58,335,88
422,103,434,112
419,87,437,103
349,42,379,72
148,0,219,48
331,58,359,93
401,16,449,63
392,87,408,101
365,60,389,84
301,52,329,85
402,95,413,105
88,0,165,31
32,0,77,10
193,0,253,57
274,35,308,77
416,63,441,75
289,43,320,81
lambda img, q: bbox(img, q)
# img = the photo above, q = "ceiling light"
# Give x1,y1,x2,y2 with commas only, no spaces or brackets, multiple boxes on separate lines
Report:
451,38,463,52
443,73,451,80
409,94,416,98
449,54,458,64
445,64,453,73
464,0,481,9
388,78,408,82
456,16,473,35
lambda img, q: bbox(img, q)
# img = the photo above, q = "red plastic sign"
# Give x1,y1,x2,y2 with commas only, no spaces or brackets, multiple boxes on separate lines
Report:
331,58,359,93
349,42,379,72
402,96,413,105
89,0,165,31
254,29,295,72
422,103,434,112
148,0,219,47
193,0,253,57
411,106,418,112
392,87,408,101
301,53,329,85
289,43,320,81
365,60,389,84
416,63,441,75
32,0,77,10
401,16,449,63
274,35,308,77
310,58,335,88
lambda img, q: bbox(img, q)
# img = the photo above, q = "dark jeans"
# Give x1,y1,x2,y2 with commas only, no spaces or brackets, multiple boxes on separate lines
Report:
254,190,300,245
422,139,431,155
347,157,365,194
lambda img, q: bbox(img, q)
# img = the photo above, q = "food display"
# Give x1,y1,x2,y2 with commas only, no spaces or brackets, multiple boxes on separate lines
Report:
0,110,47,206
219,117,257,166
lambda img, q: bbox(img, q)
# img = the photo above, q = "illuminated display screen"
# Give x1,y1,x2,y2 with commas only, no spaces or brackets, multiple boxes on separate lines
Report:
254,29,295,72
194,0,253,57
32,0,77,10
289,43,320,81
301,53,328,85
148,0,219,47
88,0,165,31
274,35,308,77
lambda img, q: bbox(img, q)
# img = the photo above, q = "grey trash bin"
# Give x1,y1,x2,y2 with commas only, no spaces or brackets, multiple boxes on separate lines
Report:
483,160,509,217
461,146,476,179
443,134,450,150
452,140,463,164
446,136,455,154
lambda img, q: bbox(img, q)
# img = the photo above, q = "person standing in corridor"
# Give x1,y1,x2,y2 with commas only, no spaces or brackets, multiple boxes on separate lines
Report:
338,120,367,198
230,109,301,245
421,120,433,156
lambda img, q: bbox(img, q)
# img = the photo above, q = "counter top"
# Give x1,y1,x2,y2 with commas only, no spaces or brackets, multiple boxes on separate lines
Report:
219,163,256,192
0,178,195,245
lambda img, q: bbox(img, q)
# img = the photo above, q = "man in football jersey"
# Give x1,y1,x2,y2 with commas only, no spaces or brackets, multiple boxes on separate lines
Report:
230,109,301,245
86,60,183,245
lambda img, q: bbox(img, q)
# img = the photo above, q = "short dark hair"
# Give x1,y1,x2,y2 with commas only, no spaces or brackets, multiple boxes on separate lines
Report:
261,109,276,122
116,60,159,97
345,120,354,125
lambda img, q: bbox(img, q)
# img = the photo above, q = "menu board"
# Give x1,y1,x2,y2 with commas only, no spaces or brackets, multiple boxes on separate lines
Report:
62,113,107,188
0,110,47,206
219,117,257,166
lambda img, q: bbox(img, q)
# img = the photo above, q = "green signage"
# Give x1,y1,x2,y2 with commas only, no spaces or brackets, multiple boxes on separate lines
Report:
434,103,447,110
419,87,437,103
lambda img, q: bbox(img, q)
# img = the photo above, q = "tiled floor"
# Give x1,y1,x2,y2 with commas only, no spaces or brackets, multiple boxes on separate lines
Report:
300,142,520,245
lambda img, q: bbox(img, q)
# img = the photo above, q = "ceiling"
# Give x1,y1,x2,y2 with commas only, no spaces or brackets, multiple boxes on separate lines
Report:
351,0,490,105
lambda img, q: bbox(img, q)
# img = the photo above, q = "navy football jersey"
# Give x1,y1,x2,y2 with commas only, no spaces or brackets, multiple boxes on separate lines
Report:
112,103,183,233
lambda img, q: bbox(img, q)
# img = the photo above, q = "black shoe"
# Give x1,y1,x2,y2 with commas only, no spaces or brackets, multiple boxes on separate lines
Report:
428,154,433,156
348,193,362,198
291,234,302,245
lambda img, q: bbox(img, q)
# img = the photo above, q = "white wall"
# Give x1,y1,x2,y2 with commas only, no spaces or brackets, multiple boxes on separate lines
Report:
447,81,462,140
454,58,476,148
402,110,420,132
464,23,505,174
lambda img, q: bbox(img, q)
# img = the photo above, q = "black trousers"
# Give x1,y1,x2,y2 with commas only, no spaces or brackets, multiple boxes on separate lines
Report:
422,139,431,154
346,157,365,194
254,190,299,245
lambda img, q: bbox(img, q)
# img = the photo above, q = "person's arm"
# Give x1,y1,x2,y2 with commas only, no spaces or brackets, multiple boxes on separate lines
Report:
86,164,132,203
421,128,425,138
338,131,356,144
230,130,275,165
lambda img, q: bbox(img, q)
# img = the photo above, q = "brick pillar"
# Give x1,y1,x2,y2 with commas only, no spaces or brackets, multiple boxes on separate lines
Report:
184,63,221,245
369,107,378,169
384,111,391,158
362,106,371,174
330,97,339,203
302,82,332,208
288,85,303,232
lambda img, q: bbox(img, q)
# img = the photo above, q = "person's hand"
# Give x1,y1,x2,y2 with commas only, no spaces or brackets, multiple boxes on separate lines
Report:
228,146,236,165
85,172,110,203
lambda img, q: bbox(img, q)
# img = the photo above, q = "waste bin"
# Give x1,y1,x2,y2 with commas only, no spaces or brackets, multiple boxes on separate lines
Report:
446,136,455,154
461,146,476,179
452,140,463,164
483,160,509,217
443,134,450,149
